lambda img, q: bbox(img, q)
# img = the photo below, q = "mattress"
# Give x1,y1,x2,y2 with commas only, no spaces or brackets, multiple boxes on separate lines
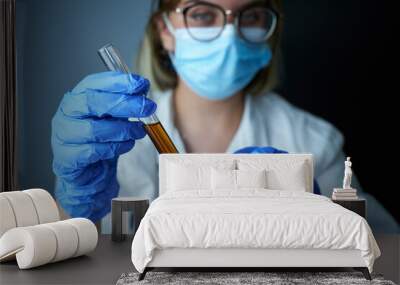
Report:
131,190,380,273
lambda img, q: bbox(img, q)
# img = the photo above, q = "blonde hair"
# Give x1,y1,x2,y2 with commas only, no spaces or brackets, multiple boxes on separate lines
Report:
136,0,284,96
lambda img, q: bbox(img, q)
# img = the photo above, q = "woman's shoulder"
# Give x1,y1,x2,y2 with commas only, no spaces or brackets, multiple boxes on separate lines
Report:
253,92,344,153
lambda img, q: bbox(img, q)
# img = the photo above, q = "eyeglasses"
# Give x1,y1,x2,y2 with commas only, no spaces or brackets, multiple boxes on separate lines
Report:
170,1,279,43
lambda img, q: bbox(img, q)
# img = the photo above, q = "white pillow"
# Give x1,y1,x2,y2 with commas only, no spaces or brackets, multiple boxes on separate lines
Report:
237,169,267,189
211,169,267,190
266,166,307,191
164,159,236,192
238,159,309,192
167,163,210,191
211,169,236,190
167,160,236,192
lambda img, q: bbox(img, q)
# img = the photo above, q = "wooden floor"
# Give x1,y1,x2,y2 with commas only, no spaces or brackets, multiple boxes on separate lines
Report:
0,234,398,284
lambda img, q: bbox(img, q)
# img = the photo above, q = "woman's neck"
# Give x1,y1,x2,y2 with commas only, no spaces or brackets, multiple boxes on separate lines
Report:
173,80,245,153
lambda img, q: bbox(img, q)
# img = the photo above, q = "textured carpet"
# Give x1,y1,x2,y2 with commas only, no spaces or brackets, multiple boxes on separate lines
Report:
117,271,396,285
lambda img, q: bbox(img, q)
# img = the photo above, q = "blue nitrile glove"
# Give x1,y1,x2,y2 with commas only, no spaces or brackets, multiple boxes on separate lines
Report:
51,71,157,221
234,146,321,194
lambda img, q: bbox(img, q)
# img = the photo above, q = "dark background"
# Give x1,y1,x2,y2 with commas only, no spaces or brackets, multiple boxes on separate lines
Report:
16,0,398,223
279,0,397,221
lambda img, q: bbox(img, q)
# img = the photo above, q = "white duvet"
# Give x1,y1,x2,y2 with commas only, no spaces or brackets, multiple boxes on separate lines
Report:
131,190,380,273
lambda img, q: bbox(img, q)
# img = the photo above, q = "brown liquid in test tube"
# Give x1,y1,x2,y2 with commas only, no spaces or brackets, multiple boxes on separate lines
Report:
98,44,178,154
144,122,178,153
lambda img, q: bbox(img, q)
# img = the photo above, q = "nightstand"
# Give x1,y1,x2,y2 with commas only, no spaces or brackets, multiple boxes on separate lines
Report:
332,198,366,218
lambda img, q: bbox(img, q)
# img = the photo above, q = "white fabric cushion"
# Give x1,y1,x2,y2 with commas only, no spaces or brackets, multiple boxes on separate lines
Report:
64,218,98,257
0,226,57,268
211,169,267,190
23,189,60,224
0,196,17,237
167,160,235,191
0,189,60,238
266,164,307,191
237,169,267,189
0,192,39,227
167,163,210,191
42,221,79,262
211,169,236,190
238,159,309,192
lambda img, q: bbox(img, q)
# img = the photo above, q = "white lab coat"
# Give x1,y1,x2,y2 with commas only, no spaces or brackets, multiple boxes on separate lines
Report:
101,91,399,233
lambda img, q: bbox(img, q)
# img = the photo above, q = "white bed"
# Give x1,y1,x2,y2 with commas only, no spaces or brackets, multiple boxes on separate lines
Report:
131,154,380,280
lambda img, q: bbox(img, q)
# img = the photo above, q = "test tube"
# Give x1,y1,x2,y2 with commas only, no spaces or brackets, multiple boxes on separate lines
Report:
98,44,178,154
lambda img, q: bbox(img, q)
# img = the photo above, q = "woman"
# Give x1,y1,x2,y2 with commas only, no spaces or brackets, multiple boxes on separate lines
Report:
51,0,398,233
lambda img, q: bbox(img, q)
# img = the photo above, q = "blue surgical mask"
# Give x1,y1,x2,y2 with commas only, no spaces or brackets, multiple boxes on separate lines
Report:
163,15,273,101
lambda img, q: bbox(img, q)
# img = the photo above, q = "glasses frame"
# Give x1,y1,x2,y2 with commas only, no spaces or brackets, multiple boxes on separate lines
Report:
173,0,279,43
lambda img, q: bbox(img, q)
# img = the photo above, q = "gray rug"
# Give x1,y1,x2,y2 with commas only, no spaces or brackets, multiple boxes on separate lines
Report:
116,272,396,285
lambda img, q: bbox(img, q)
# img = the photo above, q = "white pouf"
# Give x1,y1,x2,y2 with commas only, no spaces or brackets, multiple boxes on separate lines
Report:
0,189,98,269
0,218,98,269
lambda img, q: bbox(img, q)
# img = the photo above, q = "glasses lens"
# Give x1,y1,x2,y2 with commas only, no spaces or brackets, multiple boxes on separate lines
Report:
239,7,277,43
185,4,225,41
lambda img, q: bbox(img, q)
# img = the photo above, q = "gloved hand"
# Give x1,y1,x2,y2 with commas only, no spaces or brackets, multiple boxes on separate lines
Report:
51,71,156,222
234,146,321,194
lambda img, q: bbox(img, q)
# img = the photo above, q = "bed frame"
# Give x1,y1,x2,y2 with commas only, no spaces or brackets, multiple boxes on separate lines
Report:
139,154,372,281
140,248,370,280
